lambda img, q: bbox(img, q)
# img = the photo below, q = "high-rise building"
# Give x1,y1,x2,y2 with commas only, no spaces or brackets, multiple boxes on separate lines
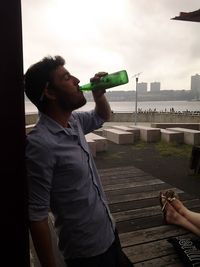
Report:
136,82,147,93
150,82,161,92
191,74,200,99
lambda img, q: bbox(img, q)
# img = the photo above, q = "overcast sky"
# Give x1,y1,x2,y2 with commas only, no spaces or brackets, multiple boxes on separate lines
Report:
21,0,200,91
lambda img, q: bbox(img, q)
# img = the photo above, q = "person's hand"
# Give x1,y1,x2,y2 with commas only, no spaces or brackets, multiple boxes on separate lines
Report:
90,72,108,99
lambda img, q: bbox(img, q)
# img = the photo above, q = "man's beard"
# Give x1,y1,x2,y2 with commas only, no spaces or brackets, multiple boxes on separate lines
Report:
58,94,87,112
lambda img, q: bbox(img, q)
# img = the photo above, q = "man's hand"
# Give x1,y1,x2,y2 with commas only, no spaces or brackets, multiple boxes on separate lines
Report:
90,72,111,121
90,72,107,99
90,71,108,83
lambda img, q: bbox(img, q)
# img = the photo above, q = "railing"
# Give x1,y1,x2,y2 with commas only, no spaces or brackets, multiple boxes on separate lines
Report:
25,111,200,127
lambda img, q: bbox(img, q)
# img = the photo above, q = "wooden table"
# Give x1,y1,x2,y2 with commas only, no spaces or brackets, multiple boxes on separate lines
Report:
99,166,200,266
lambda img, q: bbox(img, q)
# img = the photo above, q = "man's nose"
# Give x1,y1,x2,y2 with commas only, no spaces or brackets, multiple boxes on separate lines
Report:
72,75,80,84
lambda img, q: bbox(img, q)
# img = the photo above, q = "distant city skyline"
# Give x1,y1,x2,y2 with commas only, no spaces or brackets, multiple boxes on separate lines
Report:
150,82,161,92
133,73,200,92
21,0,200,91
191,73,200,98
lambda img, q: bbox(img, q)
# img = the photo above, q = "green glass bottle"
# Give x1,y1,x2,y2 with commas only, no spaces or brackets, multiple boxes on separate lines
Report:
79,70,129,91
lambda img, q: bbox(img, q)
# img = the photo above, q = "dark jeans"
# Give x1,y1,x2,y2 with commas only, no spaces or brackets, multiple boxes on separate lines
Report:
65,230,133,267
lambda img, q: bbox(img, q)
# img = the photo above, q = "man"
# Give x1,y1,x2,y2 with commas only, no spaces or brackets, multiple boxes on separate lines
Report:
25,55,132,267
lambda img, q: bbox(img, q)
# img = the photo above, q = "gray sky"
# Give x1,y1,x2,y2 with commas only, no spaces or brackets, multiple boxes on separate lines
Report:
21,0,200,91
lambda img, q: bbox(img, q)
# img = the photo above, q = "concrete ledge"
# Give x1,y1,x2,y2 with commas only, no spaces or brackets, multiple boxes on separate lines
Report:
85,135,96,157
85,133,107,152
103,128,134,144
161,129,184,143
25,124,35,134
166,127,200,145
110,112,200,123
131,126,161,142
25,112,200,127
93,129,103,136
111,125,140,141
151,123,200,130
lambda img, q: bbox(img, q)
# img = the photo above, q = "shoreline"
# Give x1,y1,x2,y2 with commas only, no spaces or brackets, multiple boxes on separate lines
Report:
25,111,200,126
25,100,200,114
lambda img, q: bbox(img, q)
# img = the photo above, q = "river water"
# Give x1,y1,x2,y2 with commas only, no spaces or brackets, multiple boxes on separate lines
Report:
25,100,200,114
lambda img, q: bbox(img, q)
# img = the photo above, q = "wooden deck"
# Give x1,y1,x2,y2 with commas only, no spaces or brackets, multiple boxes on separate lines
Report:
99,166,200,267
30,166,200,266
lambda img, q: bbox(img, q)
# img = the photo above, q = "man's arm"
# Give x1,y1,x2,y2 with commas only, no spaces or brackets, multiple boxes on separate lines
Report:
91,72,112,122
30,218,57,267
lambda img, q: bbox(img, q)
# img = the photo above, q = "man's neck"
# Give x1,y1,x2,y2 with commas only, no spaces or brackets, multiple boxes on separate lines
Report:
45,108,72,128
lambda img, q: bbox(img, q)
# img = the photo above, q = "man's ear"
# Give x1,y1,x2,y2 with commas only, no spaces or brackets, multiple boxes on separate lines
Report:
43,87,56,100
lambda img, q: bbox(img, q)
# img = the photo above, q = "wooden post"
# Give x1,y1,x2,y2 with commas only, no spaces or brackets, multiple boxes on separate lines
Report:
0,1,30,266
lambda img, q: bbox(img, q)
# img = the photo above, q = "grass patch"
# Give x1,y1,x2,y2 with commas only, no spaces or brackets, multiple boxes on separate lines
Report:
189,173,200,178
99,150,126,160
155,141,193,158
133,141,147,149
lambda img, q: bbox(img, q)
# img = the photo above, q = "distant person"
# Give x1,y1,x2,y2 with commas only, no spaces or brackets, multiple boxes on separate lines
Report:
24,55,132,267
160,190,200,236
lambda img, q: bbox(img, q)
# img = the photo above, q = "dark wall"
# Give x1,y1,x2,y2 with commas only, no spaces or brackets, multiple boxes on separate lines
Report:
0,1,29,266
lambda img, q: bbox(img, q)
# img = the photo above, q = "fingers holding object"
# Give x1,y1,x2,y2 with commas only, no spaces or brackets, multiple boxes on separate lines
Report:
90,72,108,83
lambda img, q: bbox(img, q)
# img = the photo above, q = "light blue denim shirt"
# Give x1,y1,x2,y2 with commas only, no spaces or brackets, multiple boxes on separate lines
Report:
26,110,115,259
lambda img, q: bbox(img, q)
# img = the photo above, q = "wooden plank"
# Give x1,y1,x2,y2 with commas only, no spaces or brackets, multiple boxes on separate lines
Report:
134,254,182,267
106,183,172,197
98,166,147,175
109,197,160,213
113,199,200,224
116,214,165,233
100,171,152,180
123,239,175,263
109,197,161,213
113,205,167,222
108,193,196,213
107,188,183,204
119,225,188,247
117,208,200,234
116,206,200,234
123,234,194,264
101,175,156,186
103,178,164,191
113,200,200,223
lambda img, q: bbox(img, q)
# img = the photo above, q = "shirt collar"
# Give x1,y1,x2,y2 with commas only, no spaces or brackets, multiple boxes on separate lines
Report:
38,112,77,135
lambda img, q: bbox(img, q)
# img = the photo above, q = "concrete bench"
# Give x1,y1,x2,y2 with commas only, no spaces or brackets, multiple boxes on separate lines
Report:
85,133,107,152
160,129,184,143
93,129,103,136
131,125,161,142
85,135,96,157
103,128,134,144
166,127,200,145
151,123,200,130
111,125,140,141
25,124,35,134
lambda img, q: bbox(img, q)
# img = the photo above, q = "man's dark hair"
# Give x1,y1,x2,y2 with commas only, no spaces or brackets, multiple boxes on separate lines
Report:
24,55,65,111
